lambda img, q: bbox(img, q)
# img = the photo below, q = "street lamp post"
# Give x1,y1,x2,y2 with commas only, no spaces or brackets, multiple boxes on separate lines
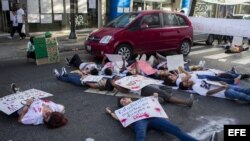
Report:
69,0,77,39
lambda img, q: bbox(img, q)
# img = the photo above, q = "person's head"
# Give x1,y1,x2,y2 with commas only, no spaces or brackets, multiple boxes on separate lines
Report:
45,31,52,38
126,71,133,76
15,3,20,9
30,36,34,44
167,74,177,83
118,97,133,107
179,80,194,90
180,9,185,13
163,76,176,86
104,68,113,76
44,112,68,129
90,68,99,75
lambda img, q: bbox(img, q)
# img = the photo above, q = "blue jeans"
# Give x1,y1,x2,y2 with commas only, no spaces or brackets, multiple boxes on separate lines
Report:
225,85,250,102
197,74,235,84
58,73,82,86
132,117,197,141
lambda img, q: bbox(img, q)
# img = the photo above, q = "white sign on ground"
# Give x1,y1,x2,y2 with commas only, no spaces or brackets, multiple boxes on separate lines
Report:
167,54,184,71
115,96,168,127
189,17,250,38
106,54,123,62
0,89,53,115
232,36,243,46
115,75,163,91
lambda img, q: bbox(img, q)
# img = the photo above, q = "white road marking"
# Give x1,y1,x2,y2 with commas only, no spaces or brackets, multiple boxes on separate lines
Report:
189,48,223,56
204,53,234,59
232,56,250,64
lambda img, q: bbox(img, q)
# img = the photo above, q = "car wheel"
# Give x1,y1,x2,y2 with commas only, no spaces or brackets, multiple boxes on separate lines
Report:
178,40,191,56
115,44,133,60
206,34,214,45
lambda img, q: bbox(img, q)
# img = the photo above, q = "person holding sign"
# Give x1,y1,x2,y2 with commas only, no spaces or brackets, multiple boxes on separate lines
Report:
105,93,198,141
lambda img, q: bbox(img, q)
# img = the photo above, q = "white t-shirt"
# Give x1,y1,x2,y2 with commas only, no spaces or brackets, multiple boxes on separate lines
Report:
176,73,199,87
12,15,18,27
21,99,64,125
192,79,226,99
79,63,97,71
17,8,25,23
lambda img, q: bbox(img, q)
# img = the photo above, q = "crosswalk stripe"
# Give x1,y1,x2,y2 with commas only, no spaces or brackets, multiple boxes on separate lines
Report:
232,56,250,64
204,53,234,59
191,46,205,50
189,48,222,56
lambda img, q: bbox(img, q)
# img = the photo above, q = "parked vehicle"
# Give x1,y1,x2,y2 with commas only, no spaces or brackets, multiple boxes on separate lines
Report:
193,33,214,45
84,10,193,60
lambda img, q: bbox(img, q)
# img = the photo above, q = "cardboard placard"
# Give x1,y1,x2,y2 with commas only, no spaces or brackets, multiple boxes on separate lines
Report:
0,89,53,115
115,96,168,127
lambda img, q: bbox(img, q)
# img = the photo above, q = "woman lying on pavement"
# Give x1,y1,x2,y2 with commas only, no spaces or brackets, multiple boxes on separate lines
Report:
178,73,250,103
11,84,68,128
112,77,194,107
105,93,198,141
164,66,248,87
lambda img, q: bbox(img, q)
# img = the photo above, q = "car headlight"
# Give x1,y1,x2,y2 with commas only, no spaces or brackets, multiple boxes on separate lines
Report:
100,36,112,44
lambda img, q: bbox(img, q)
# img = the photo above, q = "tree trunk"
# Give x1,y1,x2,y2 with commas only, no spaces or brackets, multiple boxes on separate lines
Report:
189,0,197,16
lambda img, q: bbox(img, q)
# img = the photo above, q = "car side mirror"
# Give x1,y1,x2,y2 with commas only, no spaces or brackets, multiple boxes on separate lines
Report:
140,23,149,29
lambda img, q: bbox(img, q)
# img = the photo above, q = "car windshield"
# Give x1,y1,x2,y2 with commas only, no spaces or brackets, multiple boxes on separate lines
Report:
106,13,139,28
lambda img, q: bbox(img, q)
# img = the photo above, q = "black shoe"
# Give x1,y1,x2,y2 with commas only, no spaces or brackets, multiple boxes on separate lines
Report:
11,83,20,93
65,58,71,66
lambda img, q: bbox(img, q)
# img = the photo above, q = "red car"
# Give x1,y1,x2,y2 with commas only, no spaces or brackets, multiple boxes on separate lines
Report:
85,10,193,60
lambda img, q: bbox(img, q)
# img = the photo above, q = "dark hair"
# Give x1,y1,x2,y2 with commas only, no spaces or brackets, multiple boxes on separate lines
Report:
104,68,113,76
117,97,124,108
44,112,68,129
163,76,176,86
180,10,185,13
90,68,99,75
126,72,133,76
179,82,189,90
30,36,34,44
158,67,165,70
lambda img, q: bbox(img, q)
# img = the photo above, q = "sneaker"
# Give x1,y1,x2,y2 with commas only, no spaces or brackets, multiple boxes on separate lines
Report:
11,83,20,93
186,94,194,107
65,58,71,66
61,67,67,76
8,36,13,39
53,69,60,77
231,66,238,74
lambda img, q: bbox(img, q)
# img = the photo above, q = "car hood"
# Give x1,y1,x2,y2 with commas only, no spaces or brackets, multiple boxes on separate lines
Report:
90,27,124,38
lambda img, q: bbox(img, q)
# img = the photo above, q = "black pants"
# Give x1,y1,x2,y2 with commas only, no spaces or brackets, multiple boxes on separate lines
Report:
27,51,36,59
141,85,172,102
69,54,83,68
10,26,22,37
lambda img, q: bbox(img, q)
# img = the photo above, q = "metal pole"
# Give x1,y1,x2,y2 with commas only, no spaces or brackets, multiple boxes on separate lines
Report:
69,0,77,39
98,0,102,28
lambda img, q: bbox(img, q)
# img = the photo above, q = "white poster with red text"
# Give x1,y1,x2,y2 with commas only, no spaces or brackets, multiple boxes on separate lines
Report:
115,96,168,127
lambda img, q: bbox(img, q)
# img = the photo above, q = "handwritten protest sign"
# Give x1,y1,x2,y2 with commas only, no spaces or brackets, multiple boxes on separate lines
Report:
0,89,53,115
137,61,157,75
167,55,184,71
232,36,243,46
115,75,163,91
81,75,103,82
115,96,168,127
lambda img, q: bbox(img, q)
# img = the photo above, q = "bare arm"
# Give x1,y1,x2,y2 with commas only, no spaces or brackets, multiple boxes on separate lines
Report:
207,87,226,96
106,107,119,120
18,106,29,123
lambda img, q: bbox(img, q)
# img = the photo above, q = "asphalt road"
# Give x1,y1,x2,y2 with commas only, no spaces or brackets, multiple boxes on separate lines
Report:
0,39,250,141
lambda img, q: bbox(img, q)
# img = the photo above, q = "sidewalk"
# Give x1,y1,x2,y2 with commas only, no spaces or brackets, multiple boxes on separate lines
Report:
0,28,96,52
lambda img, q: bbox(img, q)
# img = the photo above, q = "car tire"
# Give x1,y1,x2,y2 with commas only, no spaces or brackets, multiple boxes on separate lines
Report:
115,44,133,60
178,40,191,56
206,34,214,45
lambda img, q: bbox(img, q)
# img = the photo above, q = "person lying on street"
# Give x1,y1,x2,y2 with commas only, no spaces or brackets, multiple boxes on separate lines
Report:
178,76,250,103
105,93,198,141
65,54,98,73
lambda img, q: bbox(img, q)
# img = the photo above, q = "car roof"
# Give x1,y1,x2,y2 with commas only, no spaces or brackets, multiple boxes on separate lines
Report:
131,10,182,15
